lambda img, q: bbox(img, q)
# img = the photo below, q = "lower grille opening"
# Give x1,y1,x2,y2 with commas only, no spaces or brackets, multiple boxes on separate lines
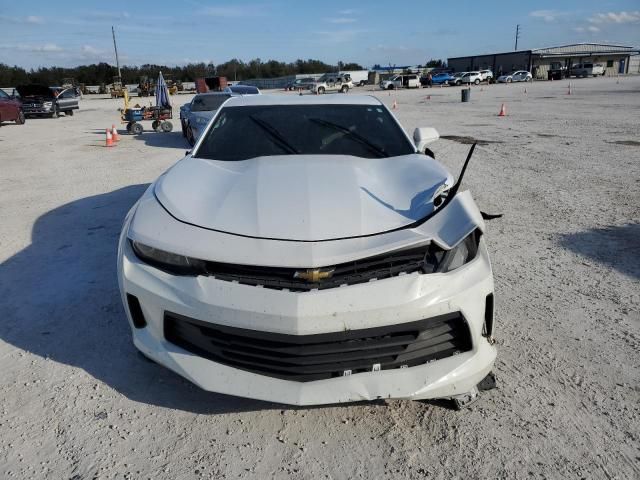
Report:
164,312,473,382
127,294,147,329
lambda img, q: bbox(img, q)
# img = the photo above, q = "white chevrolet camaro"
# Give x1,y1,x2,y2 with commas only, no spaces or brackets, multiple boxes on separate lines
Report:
117,95,497,407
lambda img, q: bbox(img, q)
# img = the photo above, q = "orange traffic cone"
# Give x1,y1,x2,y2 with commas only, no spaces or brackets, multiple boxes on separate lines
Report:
111,124,119,142
392,100,397,109
498,104,506,117
105,128,114,147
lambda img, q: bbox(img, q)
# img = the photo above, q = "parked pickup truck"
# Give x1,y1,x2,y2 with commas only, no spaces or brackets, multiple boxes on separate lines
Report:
311,75,352,94
379,74,420,90
571,63,605,77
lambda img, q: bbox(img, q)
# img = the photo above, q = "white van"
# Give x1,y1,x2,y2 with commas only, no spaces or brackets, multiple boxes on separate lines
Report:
379,74,421,90
339,70,370,86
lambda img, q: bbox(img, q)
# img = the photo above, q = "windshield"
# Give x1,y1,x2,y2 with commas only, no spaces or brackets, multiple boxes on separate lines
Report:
195,104,414,161
192,94,231,112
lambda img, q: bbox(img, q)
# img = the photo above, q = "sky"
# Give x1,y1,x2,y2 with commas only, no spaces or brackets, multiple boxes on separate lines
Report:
0,0,639,69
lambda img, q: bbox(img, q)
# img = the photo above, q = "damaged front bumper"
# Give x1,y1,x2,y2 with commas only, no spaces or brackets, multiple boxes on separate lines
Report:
118,190,496,405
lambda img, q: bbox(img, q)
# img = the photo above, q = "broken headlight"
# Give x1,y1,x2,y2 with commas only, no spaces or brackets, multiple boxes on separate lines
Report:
131,241,207,275
423,230,480,273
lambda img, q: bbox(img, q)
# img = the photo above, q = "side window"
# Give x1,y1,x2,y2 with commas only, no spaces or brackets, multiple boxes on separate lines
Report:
607,60,613,68
0,89,8,99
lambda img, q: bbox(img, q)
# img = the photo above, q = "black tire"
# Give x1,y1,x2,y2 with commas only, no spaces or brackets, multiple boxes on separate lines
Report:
161,121,173,132
186,126,195,146
317,87,325,94
506,78,512,83
180,120,187,136
131,123,143,135
126,122,133,132
15,111,25,125
387,84,394,90
151,120,160,131
474,79,480,85
340,85,348,93
359,80,366,87
66,109,74,116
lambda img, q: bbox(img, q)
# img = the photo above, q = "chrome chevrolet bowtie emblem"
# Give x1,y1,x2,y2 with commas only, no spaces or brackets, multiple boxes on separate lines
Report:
293,268,335,282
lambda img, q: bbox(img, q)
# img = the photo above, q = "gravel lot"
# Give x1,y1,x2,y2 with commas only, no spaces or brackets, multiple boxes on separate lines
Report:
1,76,639,479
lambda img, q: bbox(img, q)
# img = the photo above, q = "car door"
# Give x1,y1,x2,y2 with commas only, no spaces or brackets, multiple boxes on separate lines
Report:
62,89,79,109
0,89,12,120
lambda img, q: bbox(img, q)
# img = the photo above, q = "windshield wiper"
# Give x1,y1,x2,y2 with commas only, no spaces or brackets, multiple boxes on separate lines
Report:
308,118,389,158
249,115,300,154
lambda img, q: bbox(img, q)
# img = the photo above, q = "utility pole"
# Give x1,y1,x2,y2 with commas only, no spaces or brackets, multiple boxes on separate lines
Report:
112,26,122,81
514,24,521,51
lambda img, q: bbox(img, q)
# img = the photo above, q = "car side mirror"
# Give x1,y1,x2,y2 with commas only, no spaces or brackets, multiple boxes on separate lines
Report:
413,127,439,153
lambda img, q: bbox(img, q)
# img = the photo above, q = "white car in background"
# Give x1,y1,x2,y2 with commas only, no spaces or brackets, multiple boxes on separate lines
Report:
479,70,493,82
118,95,497,407
459,71,483,85
497,70,532,83
380,74,421,89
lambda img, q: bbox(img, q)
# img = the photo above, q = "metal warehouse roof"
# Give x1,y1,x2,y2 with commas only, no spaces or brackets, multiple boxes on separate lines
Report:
532,43,639,56
448,43,639,60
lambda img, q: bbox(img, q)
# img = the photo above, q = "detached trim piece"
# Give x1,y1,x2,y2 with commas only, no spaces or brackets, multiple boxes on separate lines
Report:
164,311,473,382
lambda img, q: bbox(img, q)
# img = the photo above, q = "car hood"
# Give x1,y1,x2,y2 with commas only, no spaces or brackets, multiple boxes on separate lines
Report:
154,154,453,241
15,84,53,98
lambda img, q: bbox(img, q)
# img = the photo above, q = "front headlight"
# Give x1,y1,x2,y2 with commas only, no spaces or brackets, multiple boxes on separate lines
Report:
423,230,480,273
131,240,207,275
44,101,53,108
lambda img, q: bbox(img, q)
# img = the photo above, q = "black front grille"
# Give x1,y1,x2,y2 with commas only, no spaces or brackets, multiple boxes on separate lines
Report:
164,311,472,382
204,245,429,292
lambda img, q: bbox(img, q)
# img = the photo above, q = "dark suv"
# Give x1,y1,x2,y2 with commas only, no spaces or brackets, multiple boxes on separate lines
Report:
15,84,79,118
0,88,25,125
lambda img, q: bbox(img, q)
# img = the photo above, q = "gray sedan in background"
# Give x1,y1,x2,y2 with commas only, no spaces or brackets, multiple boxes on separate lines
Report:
179,93,237,146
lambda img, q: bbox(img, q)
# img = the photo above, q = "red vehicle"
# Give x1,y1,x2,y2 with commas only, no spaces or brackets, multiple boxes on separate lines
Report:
0,89,25,125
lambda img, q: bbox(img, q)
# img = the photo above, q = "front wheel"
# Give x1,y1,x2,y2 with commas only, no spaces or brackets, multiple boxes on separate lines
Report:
359,80,366,87
15,111,25,125
474,79,480,85
317,87,325,94
506,78,512,83
151,120,160,131
387,84,394,90
131,123,144,135
126,122,133,132
66,109,74,116
161,121,173,132
340,85,348,93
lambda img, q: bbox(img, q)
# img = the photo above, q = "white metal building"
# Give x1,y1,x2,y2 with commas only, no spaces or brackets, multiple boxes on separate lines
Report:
448,43,640,79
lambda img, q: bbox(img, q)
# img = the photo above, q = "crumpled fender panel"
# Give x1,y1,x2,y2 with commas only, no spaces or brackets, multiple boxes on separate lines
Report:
127,185,485,268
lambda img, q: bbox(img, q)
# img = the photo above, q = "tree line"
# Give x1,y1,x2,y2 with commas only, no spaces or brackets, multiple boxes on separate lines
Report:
0,58,366,86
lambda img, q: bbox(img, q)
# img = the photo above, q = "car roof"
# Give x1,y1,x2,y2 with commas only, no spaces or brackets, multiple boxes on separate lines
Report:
195,92,237,98
224,94,383,107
